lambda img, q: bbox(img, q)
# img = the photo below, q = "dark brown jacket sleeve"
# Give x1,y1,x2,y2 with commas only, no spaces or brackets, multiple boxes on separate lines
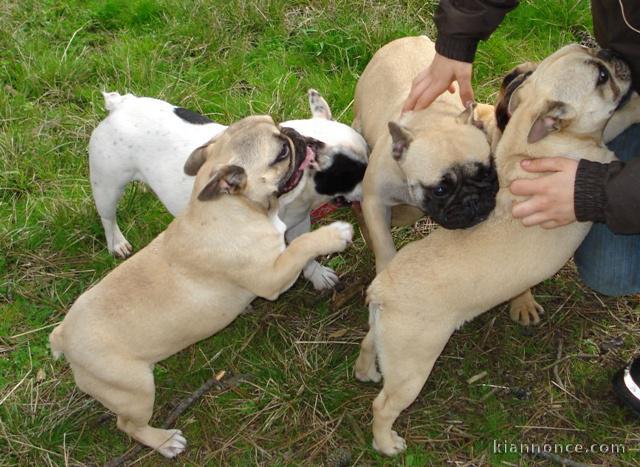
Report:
592,0,640,93
575,159,640,234
434,0,519,62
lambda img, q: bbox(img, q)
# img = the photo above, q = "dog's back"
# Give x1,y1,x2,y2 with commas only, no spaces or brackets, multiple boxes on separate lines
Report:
89,92,225,216
354,36,457,146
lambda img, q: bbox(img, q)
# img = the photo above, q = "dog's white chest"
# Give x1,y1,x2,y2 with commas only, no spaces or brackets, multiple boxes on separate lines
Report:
270,212,287,251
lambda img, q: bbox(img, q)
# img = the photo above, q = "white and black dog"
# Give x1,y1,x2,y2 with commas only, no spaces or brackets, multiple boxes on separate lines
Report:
89,89,368,290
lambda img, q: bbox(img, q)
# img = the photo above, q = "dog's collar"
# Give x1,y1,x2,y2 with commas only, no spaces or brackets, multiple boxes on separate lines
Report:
615,85,634,111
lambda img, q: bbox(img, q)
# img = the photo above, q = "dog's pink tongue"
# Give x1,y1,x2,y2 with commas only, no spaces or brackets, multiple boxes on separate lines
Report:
299,146,317,171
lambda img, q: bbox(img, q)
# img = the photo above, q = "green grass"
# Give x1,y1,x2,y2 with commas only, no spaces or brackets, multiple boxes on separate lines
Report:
1,0,639,465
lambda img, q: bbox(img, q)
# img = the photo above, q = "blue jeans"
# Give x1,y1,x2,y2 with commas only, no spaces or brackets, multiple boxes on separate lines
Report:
574,123,640,296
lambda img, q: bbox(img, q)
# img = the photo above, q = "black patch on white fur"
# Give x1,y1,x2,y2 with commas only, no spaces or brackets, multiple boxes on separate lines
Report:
174,107,213,125
313,153,366,196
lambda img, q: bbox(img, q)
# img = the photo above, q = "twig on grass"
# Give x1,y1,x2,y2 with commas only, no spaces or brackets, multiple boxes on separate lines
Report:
541,353,599,371
10,321,61,339
553,338,564,390
104,372,249,467
61,22,89,62
331,278,366,310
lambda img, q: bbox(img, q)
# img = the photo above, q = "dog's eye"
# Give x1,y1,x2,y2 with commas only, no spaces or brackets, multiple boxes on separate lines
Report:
433,184,449,197
275,142,290,162
596,64,609,85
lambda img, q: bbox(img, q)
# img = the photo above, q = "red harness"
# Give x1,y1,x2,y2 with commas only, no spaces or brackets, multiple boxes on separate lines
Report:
310,200,360,224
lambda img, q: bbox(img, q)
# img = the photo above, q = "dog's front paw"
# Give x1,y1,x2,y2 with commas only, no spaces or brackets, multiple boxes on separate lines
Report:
156,429,187,458
373,430,407,456
509,293,544,326
304,261,339,290
327,221,353,250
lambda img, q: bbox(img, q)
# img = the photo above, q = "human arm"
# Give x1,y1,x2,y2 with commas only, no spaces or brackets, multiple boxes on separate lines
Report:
574,158,640,234
510,157,640,234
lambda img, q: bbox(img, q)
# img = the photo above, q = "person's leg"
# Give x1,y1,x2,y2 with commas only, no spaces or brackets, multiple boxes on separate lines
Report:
574,123,640,297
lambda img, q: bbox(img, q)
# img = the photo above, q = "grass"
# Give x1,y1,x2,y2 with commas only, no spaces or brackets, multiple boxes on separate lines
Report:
1,0,639,464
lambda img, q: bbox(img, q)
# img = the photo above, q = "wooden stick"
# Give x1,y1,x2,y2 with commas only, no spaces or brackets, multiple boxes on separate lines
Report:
553,338,564,390
104,372,249,467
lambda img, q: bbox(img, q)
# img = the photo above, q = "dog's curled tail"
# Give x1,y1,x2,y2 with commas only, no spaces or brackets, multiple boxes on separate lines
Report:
101,91,126,112
49,324,65,360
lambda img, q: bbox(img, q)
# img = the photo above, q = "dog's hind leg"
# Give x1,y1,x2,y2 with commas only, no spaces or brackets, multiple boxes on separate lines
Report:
72,360,187,458
509,288,544,326
90,161,134,258
354,328,381,383
370,304,454,456
355,303,382,383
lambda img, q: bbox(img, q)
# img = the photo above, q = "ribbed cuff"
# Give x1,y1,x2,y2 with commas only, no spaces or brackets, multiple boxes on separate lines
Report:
574,159,608,223
435,35,479,63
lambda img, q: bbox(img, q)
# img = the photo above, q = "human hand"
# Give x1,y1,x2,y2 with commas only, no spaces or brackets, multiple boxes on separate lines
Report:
510,157,579,229
402,52,474,112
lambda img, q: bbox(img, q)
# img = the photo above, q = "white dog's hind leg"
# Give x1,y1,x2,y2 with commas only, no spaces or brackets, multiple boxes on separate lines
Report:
100,217,132,259
371,305,454,456
90,170,133,258
91,180,133,259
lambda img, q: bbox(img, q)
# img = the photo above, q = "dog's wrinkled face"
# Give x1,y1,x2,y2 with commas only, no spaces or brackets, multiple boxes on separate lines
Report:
389,114,498,229
418,161,498,229
509,44,632,142
184,116,317,207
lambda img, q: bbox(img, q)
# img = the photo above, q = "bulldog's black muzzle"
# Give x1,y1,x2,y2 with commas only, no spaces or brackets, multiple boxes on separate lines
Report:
421,161,499,230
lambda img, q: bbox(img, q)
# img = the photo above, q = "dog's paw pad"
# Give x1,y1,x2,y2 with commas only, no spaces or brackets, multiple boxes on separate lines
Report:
112,241,133,259
157,430,187,458
373,431,407,456
305,263,339,290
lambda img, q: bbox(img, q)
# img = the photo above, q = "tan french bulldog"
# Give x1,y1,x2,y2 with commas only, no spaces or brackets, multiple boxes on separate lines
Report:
353,36,498,273
49,116,353,458
354,44,632,455
495,60,640,325
352,36,547,325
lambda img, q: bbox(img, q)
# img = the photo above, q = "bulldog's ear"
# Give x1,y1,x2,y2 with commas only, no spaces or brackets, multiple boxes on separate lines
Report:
507,83,525,117
528,100,577,144
198,165,247,201
500,62,537,91
308,88,332,120
388,121,413,161
456,102,485,131
184,136,219,176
